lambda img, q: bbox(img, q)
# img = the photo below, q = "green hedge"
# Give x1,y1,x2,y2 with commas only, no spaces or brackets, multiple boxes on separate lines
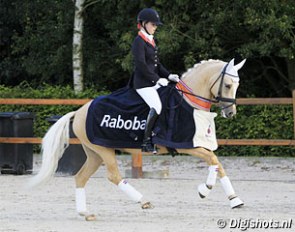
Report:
0,83,294,156
214,105,294,156
0,82,109,140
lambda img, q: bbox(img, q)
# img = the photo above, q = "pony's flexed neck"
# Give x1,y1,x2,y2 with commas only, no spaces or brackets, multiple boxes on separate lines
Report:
180,59,246,118
181,60,225,99
180,60,226,107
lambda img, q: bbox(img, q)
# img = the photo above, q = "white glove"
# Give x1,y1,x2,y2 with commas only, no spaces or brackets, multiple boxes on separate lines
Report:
168,74,180,82
156,78,169,87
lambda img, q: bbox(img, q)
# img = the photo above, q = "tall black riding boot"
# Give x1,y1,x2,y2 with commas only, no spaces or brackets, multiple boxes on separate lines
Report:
142,108,159,154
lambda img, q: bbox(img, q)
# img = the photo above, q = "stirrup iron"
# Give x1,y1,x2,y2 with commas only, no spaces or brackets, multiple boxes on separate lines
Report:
141,139,157,154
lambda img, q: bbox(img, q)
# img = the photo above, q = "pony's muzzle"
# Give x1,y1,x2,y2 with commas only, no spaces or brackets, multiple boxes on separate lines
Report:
221,104,236,118
226,111,234,118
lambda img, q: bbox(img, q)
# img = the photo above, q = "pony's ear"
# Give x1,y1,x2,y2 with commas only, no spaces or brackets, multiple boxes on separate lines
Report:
234,59,246,71
228,58,235,68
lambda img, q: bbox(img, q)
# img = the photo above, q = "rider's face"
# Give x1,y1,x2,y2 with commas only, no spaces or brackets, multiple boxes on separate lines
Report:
144,22,158,35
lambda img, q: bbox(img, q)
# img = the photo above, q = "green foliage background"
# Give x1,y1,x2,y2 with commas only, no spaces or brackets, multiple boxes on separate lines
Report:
1,0,295,96
214,105,294,156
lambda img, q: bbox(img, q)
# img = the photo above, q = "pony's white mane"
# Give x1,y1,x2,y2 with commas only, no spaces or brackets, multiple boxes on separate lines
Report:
181,59,223,79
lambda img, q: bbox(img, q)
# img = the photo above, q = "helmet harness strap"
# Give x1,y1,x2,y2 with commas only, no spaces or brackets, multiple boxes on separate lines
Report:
140,21,151,35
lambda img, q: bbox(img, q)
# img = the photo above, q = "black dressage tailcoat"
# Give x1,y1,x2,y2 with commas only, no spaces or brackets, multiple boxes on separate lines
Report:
130,35,170,89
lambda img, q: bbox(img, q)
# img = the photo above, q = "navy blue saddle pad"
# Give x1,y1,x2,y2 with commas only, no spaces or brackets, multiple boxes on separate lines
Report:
86,84,196,149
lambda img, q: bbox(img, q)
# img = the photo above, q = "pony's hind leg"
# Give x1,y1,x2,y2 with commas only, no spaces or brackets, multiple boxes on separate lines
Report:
75,144,103,219
88,145,153,209
178,148,243,208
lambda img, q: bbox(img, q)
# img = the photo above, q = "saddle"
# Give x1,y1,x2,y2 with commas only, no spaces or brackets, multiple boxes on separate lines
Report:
86,84,218,150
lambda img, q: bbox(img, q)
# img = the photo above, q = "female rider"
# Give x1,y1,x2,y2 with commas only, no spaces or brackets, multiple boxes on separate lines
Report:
130,8,179,153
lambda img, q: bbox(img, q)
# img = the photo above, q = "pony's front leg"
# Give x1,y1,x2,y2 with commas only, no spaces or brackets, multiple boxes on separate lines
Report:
178,148,220,198
197,164,218,198
219,176,244,209
214,156,244,208
178,148,243,208
195,149,220,199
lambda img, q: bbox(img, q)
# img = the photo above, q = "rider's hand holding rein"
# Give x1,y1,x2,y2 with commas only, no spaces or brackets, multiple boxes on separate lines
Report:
129,8,178,153
158,74,180,87
157,74,180,88
168,74,180,82
156,78,169,87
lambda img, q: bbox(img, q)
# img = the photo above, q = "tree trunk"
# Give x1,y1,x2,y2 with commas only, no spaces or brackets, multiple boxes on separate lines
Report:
73,0,85,93
286,59,295,92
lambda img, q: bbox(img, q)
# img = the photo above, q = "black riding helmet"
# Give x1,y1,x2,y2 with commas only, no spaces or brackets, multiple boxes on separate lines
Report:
137,8,163,26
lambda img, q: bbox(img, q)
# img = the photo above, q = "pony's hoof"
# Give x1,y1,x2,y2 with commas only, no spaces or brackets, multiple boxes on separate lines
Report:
141,202,154,209
199,193,206,199
85,214,96,221
198,183,211,199
230,197,244,209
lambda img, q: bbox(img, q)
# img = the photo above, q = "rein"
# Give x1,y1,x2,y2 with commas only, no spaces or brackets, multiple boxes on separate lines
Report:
173,63,237,110
175,81,212,111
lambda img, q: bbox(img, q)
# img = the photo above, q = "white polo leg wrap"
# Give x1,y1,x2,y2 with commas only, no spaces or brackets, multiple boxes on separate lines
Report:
206,165,219,186
220,176,235,197
220,176,244,208
198,183,211,198
75,188,87,215
118,179,143,203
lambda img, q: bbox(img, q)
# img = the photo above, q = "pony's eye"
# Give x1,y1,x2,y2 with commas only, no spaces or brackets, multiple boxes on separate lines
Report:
225,84,231,89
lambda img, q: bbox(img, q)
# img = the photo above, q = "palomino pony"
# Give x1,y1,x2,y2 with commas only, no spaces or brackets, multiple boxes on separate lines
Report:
29,58,246,221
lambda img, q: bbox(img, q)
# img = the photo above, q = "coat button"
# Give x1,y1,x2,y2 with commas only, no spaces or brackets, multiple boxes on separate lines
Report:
155,64,158,67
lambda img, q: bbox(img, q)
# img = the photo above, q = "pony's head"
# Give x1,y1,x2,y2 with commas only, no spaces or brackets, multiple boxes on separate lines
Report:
209,59,246,118
180,58,246,118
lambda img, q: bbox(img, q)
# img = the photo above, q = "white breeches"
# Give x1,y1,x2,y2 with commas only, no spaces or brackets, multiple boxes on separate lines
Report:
136,86,162,114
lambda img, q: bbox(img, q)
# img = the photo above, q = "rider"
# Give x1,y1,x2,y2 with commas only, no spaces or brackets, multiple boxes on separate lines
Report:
130,8,180,153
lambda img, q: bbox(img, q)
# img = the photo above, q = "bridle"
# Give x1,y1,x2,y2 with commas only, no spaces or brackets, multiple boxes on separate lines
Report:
176,63,238,110
209,63,237,109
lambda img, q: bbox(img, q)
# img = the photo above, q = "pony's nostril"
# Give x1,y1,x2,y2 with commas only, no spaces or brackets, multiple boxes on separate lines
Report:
227,112,233,118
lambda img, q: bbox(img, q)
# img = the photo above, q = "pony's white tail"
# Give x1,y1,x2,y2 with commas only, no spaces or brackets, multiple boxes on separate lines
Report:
28,111,76,188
